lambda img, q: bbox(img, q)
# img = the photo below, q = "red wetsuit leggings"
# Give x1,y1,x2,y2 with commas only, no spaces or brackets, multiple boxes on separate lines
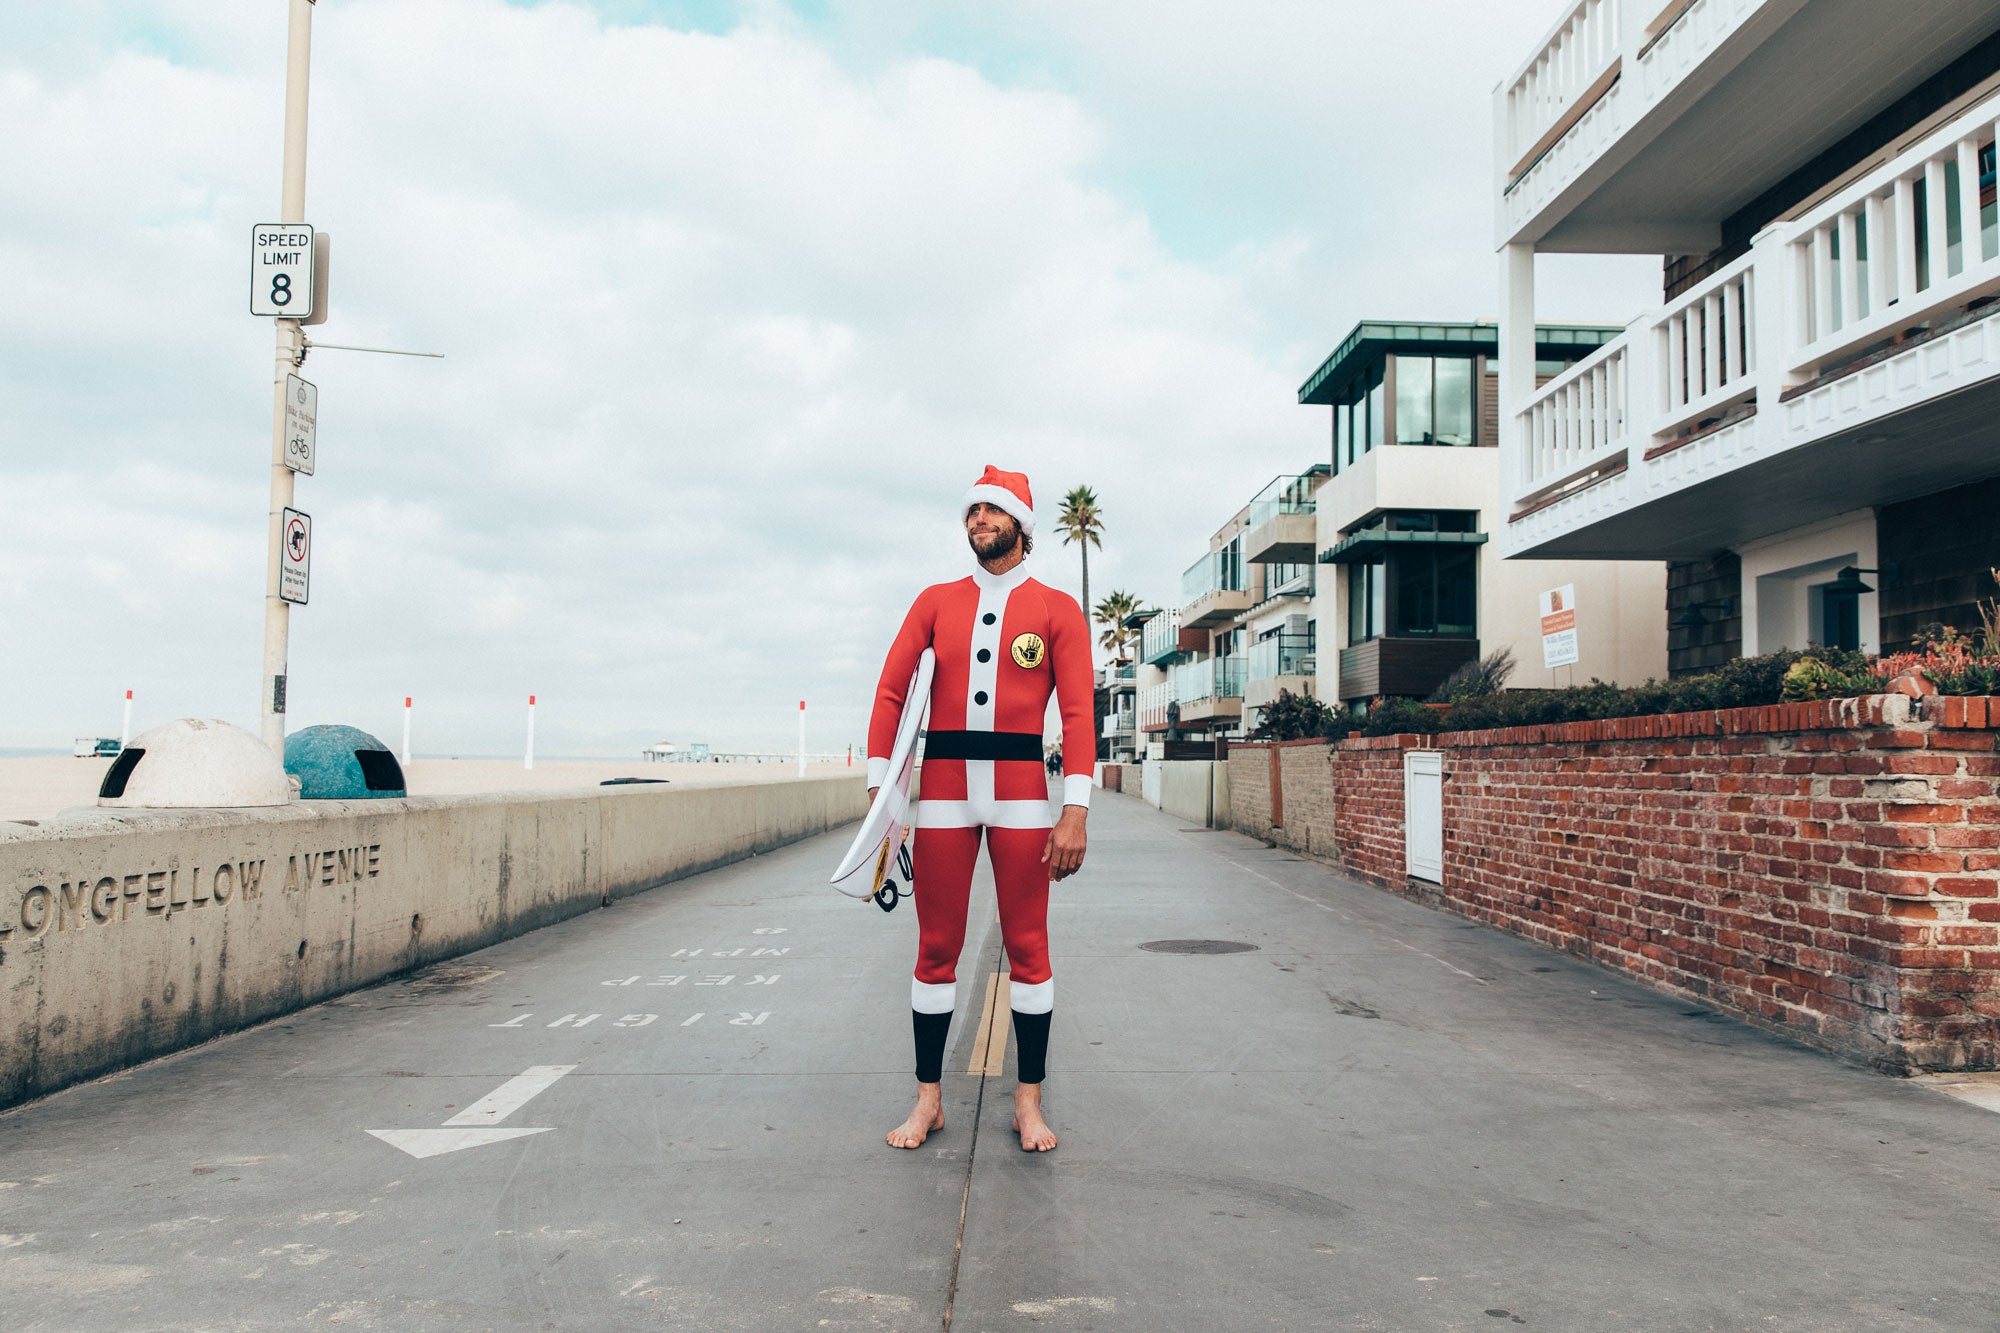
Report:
907,757,1055,1084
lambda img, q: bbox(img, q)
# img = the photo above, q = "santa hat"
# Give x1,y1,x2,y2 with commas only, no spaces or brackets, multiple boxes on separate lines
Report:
962,465,1035,537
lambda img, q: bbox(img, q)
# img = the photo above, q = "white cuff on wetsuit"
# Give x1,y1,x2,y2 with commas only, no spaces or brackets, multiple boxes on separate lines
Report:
1010,977,1054,1015
1061,774,1092,809
867,756,889,790
911,978,956,1014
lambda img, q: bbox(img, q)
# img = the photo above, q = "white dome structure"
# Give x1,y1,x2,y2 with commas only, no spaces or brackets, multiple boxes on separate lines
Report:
98,718,294,809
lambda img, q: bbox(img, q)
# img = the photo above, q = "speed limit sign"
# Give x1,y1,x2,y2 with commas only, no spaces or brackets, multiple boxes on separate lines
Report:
250,224,316,318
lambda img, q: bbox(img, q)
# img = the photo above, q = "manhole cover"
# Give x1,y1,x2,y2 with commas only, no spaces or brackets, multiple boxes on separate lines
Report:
1138,939,1259,955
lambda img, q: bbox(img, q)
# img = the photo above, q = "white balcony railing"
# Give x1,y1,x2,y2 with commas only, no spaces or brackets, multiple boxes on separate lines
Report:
1519,338,1629,497
1498,0,1767,230
1510,85,2000,529
1652,250,1755,437
1140,613,1182,665
1138,682,1173,731
1501,0,1623,177
1790,107,2000,374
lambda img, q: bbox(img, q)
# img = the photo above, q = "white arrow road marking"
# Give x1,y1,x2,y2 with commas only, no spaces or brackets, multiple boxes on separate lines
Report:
365,1127,552,1159
443,1065,576,1126
368,1064,577,1159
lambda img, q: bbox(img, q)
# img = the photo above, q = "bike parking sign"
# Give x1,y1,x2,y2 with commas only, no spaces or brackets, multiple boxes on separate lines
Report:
284,374,316,475
250,224,316,318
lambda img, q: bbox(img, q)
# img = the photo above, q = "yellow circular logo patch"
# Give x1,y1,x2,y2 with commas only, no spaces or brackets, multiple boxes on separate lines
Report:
1010,633,1047,669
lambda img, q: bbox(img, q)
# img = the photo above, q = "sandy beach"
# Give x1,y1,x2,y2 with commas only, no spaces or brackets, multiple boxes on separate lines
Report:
0,755,860,824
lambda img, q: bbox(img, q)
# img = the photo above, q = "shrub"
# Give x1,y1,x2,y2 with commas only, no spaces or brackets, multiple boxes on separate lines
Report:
1426,647,1518,704
1246,689,1348,741
1357,696,1448,736
1340,648,1880,738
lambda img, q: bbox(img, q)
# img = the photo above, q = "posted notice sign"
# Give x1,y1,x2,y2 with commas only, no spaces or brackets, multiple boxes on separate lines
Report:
283,373,316,475
1540,585,1578,668
279,507,311,605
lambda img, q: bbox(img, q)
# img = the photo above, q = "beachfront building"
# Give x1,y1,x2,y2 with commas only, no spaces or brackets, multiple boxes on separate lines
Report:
1095,655,1140,763
1300,320,1666,709
1495,0,2000,672
1136,475,1328,744
1151,506,1257,743
1240,468,1326,730
1135,608,1179,743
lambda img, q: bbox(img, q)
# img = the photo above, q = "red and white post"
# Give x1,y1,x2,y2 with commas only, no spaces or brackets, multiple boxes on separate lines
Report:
120,689,133,746
525,694,537,771
400,696,412,766
797,700,806,777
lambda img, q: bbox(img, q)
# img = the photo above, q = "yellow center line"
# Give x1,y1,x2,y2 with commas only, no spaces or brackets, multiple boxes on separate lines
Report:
967,969,1010,1077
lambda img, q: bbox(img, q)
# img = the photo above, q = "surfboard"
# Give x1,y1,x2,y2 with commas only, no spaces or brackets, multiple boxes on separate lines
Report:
830,648,935,911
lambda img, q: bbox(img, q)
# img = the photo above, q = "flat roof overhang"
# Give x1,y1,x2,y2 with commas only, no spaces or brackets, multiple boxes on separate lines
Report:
1523,0,2000,252
1299,322,1620,406
1320,529,1489,565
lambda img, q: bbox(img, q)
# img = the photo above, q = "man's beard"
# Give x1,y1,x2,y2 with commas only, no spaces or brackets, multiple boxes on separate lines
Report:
968,522,1021,562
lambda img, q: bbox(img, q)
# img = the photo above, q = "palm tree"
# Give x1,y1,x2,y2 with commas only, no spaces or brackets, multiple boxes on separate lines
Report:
1093,590,1146,660
1056,486,1104,633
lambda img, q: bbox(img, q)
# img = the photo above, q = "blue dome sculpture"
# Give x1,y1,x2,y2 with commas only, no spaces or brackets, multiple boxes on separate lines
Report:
284,724,406,799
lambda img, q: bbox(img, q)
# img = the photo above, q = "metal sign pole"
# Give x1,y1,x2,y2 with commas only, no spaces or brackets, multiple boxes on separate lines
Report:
260,0,314,753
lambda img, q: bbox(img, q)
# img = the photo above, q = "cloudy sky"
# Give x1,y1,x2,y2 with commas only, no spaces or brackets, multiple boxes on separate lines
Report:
0,0,1656,757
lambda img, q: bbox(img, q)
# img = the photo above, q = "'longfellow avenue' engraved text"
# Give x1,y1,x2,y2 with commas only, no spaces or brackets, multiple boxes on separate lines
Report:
3,843,384,945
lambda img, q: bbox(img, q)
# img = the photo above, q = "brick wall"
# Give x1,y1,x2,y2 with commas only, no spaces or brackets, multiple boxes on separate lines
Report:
1234,697,2000,1073
1229,746,1274,835
1231,740,1339,856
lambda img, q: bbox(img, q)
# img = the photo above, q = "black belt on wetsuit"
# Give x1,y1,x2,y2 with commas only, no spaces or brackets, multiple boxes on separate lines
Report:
922,730,1042,762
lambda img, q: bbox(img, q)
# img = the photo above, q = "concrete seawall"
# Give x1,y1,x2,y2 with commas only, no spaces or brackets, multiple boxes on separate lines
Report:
0,775,867,1109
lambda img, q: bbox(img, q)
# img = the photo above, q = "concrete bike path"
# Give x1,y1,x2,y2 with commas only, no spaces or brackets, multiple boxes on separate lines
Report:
2,786,1999,1329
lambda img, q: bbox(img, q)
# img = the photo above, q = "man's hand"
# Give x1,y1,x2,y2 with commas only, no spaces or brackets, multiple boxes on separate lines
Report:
1041,806,1088,882
868,787,879,803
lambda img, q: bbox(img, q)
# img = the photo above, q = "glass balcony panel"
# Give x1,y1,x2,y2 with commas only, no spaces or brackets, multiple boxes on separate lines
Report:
1247,473,1320,529
1248,634,1317,682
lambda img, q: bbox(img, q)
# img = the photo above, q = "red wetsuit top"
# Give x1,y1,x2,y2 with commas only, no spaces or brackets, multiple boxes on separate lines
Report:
867,560,1095,819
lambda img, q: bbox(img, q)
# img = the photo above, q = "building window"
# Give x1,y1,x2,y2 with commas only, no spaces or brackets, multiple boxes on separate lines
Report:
1346,533,1478,644
1390,546,1478,637
1346,562,1385,644
1393,356,1476,446
1367,369,1386,452
1267,562,1312,596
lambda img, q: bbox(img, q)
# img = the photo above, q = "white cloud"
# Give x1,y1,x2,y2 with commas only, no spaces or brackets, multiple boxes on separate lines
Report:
0,0,1652,755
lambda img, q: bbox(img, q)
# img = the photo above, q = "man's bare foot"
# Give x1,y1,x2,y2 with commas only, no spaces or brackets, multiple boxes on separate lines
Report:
886,1084,945,1149
1011,1084,1057,1152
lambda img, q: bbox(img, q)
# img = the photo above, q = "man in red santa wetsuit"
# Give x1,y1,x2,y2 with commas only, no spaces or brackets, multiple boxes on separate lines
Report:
868,465,1094,1153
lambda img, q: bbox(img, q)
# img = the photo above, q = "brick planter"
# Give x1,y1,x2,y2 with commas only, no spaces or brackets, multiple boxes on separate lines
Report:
1231,695,2000,1073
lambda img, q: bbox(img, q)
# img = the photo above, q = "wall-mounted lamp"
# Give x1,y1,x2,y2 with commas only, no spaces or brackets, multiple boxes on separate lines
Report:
1671,597,1735,628
1827,562,1898,596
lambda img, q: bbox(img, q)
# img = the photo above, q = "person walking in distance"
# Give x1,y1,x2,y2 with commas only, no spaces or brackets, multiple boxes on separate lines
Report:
867,466,1093,1152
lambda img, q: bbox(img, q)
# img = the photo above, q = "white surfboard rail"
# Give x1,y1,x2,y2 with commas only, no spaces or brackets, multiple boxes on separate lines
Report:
830,649,934,903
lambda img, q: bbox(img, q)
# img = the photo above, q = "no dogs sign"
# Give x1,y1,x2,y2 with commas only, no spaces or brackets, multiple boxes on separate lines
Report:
280,507,311,605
